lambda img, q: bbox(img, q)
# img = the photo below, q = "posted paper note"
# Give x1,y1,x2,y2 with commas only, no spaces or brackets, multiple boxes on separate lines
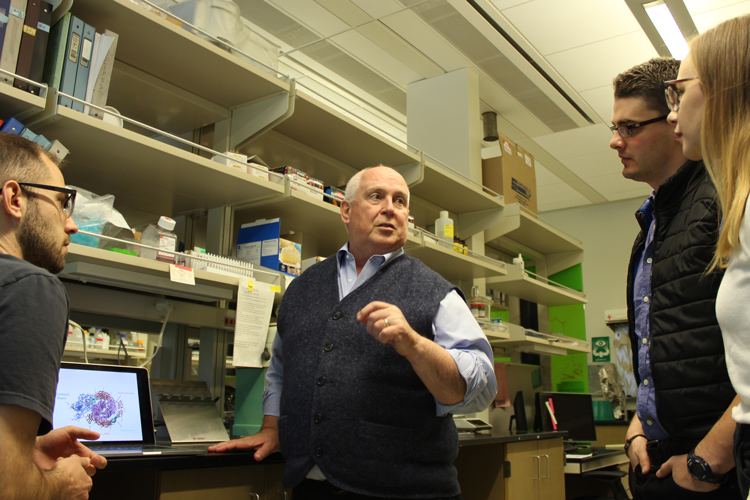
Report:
233,278,275,368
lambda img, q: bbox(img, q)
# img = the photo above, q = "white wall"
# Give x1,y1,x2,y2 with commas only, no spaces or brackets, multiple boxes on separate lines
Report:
542,197,644,354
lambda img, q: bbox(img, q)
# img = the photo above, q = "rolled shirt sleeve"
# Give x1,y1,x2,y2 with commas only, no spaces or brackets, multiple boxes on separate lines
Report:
433,290,497,416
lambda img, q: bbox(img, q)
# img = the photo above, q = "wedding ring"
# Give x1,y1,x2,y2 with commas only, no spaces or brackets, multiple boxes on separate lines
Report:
384,318,390,328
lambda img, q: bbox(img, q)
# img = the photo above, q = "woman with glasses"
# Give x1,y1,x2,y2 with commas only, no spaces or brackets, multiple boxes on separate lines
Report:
666,14,750,499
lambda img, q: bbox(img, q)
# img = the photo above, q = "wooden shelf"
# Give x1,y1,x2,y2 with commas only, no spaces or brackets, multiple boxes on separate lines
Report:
25,105,284,226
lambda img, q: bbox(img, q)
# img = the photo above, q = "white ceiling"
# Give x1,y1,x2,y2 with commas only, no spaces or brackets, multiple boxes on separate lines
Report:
224,0,749,212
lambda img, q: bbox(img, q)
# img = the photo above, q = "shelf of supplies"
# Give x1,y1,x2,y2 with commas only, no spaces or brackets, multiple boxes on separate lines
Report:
63,344,147,359
486,265,587,307
233,188,350,260
482,327,511,341
0,84,46,119
246,92,504,226
24,106,284,226
490,323,590,355
67,0,287,111
270,89,420,174
405,233,508,282
485,203,583,263
60,244,271,302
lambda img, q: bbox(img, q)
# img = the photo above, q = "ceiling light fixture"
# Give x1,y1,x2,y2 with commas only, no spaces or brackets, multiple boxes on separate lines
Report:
625,0,698,60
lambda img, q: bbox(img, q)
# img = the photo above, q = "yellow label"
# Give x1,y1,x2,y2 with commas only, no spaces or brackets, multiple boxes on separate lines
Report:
23,25,36,36
445,224,454,239
247,280,254,292
270,285,281,293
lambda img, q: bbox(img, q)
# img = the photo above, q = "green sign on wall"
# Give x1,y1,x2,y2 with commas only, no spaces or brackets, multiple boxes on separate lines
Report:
591,336,611,363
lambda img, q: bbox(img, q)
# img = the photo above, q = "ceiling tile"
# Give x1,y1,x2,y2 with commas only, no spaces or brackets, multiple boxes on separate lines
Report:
545,31,658,92
497,0,640,56
488,0,530,10
533,124,612,160
691,1,750,31
579,85,616,125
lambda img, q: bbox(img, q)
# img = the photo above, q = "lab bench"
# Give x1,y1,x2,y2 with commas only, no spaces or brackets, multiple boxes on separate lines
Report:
88,430,568,500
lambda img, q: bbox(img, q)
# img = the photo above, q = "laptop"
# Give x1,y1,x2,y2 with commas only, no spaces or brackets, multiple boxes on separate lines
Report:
53,362,210,457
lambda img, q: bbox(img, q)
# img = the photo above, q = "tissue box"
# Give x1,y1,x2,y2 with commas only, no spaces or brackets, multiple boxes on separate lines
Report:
236,218,301,277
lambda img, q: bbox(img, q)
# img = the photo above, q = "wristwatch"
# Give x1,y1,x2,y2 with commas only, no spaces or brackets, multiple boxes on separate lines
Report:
687,449,728,484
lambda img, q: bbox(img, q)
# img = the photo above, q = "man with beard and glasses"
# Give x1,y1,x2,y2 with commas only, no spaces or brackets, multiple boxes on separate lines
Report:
0,133,107,500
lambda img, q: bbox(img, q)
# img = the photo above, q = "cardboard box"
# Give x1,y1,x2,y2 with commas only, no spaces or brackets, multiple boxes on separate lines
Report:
481,131,537,213
236,218,302,277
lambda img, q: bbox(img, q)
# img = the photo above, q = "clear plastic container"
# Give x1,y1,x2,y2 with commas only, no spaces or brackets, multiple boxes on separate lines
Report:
435,211,454,243
139,216,177,264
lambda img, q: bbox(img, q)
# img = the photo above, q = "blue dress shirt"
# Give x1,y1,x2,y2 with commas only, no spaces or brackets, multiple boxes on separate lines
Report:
634,194,670,441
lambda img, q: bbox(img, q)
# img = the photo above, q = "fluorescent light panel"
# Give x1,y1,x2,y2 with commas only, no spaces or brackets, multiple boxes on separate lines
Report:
644,1,689,59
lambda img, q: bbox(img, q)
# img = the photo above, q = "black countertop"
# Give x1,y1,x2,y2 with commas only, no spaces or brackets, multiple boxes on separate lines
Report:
458,429,567,447
99,429,565,471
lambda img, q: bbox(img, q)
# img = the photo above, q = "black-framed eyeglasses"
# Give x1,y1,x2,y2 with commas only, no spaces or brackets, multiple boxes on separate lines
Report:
609,115,669,138
664,77,699,112
18,182,77,218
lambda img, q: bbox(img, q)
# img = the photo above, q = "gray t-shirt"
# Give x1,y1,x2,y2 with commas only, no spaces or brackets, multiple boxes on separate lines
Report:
0,254,68,435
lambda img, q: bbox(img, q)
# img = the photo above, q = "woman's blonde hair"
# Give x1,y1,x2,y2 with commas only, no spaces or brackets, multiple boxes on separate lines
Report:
692,15,750,269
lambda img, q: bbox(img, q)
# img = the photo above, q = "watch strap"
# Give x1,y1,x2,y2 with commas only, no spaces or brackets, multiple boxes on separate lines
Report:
687,449,728,484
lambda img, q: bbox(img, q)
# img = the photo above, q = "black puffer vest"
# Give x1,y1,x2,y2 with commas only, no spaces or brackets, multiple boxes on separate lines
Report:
627,160,734,442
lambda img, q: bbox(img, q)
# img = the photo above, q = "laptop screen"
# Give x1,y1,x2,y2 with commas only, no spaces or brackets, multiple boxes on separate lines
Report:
53,362,154,444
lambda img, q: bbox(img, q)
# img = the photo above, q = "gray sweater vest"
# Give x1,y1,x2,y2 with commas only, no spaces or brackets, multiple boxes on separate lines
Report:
276,253,462,497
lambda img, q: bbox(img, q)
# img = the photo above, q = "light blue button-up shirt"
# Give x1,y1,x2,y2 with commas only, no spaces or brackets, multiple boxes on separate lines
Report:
634,193,670,441
263,243,497,417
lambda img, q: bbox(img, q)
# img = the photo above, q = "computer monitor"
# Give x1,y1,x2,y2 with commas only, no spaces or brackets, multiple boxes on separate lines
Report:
536,392,597,442
509,391,528,433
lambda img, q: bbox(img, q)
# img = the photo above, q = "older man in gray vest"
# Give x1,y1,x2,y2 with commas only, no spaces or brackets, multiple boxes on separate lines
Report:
211,165,496,499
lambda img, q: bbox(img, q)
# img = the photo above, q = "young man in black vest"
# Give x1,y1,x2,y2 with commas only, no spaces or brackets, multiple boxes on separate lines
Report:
0,133,107,500
211,165,497,499
610,58,740,499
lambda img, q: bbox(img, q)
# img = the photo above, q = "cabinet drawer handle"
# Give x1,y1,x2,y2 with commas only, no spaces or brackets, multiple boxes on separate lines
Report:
541,454,550,479
249,494,260,500
533,455,540,480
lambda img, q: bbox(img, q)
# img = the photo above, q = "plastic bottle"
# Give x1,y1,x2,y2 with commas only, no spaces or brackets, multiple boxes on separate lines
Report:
101,330,110,351
139,216,177,264
119,332,131,348
435,211,454,243
94,328,105,350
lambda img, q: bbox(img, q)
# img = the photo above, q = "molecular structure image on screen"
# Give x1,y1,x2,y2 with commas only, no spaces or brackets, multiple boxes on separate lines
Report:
70,390,124,428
